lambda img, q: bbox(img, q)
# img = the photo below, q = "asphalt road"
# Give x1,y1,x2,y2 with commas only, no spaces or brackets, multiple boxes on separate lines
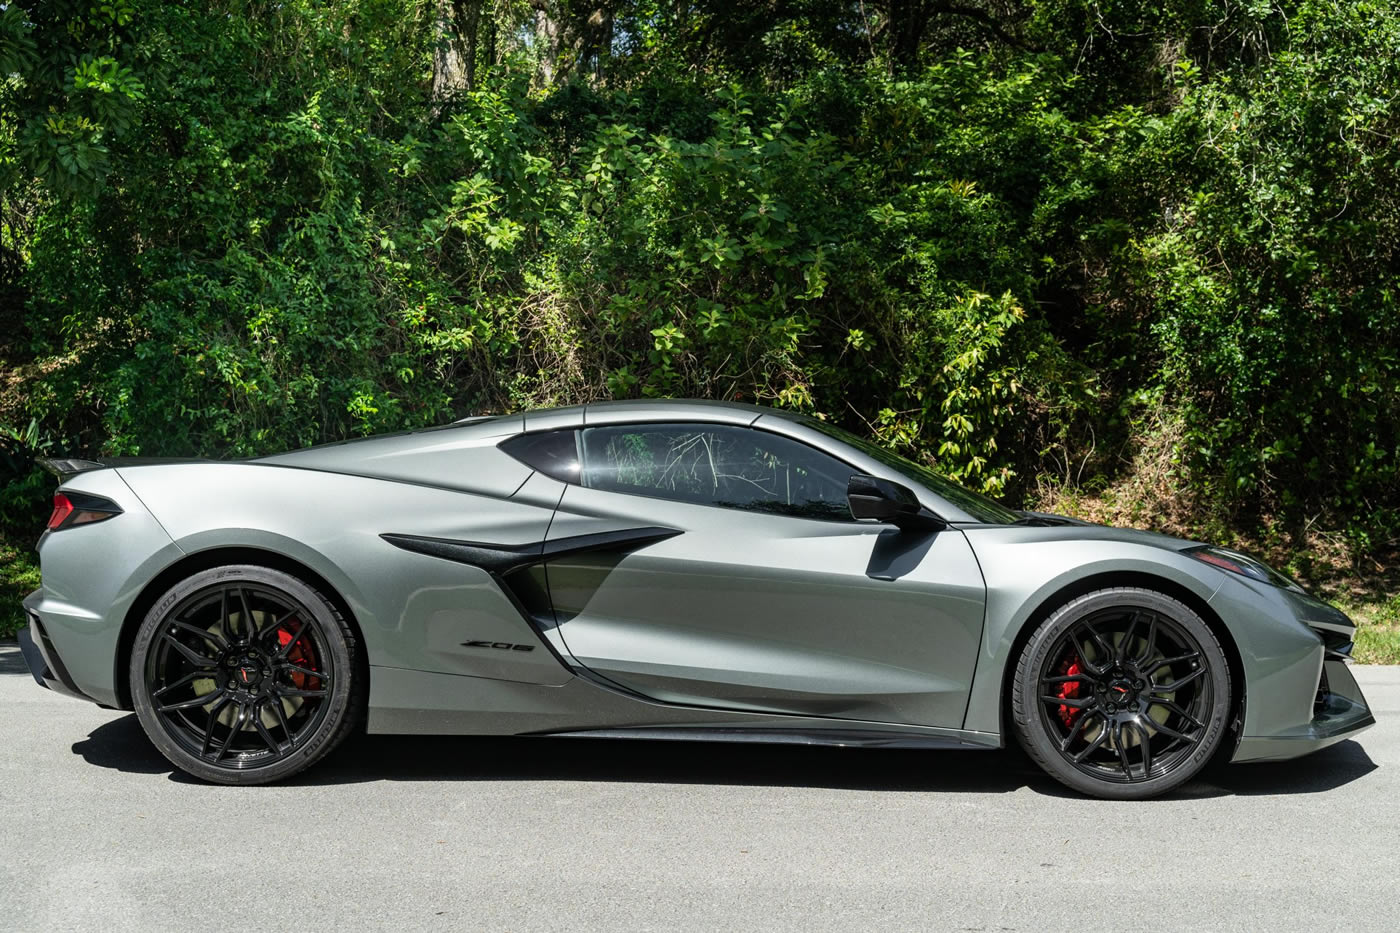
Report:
1,645,1396,932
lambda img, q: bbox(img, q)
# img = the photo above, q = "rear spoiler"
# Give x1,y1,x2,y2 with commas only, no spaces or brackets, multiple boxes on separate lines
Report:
37,458,107,482
38,457,214,482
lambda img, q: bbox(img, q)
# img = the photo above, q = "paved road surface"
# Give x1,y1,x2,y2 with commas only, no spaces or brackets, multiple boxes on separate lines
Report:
1,645,1396,932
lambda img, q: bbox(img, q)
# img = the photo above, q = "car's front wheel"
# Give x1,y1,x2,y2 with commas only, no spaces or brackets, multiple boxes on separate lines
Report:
130,564,362,784
1011,587,1232,800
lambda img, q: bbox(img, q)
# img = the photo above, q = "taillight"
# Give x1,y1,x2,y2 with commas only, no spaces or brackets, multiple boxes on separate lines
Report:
46,494,75,530
45,491,122,532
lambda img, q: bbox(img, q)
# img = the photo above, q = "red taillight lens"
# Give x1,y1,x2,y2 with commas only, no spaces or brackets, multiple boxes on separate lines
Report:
44,491,121,531
46,493,75,530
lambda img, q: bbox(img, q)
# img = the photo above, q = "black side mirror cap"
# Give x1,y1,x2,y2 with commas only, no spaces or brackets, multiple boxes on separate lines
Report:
847,474,945,532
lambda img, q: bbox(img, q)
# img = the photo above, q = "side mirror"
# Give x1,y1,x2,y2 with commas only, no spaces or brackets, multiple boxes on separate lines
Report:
847,474,944,532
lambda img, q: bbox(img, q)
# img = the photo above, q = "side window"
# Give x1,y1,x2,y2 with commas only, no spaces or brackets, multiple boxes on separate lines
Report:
580,423,854,520
499,430,581,483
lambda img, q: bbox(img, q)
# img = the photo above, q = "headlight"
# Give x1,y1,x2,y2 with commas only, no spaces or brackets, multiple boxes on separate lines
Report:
1185,545,1304,591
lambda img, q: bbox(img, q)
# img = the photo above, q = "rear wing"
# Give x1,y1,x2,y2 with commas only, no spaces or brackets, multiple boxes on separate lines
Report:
38,457,213,483
37,458,107,482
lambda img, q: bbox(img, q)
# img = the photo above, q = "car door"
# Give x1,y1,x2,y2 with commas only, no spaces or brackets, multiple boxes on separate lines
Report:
529,420,987,729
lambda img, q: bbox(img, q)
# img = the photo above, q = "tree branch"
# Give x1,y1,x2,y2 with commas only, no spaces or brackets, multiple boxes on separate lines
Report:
927,2,1042,52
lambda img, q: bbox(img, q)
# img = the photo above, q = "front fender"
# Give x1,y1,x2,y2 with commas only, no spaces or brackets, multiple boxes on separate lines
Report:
959,530,1227,737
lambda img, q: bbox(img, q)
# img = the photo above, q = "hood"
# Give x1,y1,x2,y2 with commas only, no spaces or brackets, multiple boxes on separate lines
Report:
968,517,1205,553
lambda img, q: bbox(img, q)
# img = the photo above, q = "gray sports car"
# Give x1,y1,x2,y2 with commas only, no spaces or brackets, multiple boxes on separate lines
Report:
18,399,1374,798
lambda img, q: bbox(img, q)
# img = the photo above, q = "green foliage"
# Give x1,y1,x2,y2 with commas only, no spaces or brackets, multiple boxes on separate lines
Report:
1,0,1397,556
0,543,41,639
1336,592,1400,665
1127,8,1400,545
0,420,51,637
0,419,54,533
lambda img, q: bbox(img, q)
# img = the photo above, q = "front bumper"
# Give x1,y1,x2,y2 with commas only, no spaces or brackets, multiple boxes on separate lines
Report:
17,604,98,704
1210,575,1376,763
1233,657,1376,762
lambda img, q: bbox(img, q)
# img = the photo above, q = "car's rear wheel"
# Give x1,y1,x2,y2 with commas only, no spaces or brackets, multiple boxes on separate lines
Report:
130,565,362,785
1011,587,1231,800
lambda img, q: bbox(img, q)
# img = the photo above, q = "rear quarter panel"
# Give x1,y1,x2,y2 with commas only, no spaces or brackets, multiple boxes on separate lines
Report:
30,469,183,707
116,460,575,694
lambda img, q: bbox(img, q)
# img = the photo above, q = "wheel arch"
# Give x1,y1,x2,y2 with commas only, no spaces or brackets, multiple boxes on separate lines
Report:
995,570,1245,745
114,546,369,710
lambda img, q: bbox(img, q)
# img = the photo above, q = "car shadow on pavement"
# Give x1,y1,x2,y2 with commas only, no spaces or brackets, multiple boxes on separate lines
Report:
71,712,1378,798
1190,738,1380,797
0,647,33,677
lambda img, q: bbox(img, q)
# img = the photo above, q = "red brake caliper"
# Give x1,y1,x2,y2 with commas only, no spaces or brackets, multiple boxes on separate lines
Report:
1055,657,1084,729
276,624,318,690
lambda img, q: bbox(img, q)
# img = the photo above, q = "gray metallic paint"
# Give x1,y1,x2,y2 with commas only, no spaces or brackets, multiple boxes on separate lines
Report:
21,399,1373,765
543,486,985,727
23,468,184,708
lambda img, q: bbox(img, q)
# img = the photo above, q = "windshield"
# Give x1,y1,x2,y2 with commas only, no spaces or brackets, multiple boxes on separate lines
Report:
802,419,1021,524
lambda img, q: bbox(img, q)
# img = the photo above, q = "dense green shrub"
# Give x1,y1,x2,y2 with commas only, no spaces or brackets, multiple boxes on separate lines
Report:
1,0,1396,551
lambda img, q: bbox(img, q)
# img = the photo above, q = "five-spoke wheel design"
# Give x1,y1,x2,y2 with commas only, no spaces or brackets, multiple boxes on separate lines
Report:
1013,588,1231,799
131,565,361,784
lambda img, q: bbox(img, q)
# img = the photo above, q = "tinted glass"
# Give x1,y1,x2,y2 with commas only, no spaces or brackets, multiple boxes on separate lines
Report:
799,418,1021,524
580,423,853,520
499,430,581,483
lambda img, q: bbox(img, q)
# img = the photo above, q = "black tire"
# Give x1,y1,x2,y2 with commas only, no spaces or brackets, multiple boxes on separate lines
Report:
130,564,363,785
1011,587,1231,800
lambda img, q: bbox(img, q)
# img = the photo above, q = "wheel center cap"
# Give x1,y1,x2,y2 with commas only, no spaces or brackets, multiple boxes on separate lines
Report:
235,659,264,687
1109,680,1135,705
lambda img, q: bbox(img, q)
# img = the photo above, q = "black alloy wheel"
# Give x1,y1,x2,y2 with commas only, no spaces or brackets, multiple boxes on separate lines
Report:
131,565,362,784
1012,587,1232,799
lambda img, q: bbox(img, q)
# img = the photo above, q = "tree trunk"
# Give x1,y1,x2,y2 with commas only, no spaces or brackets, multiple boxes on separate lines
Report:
591,6,613,80
885,0,928,74
534,6,562,87
531,2,614,88
431,0,481,104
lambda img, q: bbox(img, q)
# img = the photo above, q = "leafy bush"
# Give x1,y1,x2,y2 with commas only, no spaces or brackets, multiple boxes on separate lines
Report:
1,0,1396,556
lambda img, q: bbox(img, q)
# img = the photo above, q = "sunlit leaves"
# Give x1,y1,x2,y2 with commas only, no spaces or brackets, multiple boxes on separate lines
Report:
1,0,1395,549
